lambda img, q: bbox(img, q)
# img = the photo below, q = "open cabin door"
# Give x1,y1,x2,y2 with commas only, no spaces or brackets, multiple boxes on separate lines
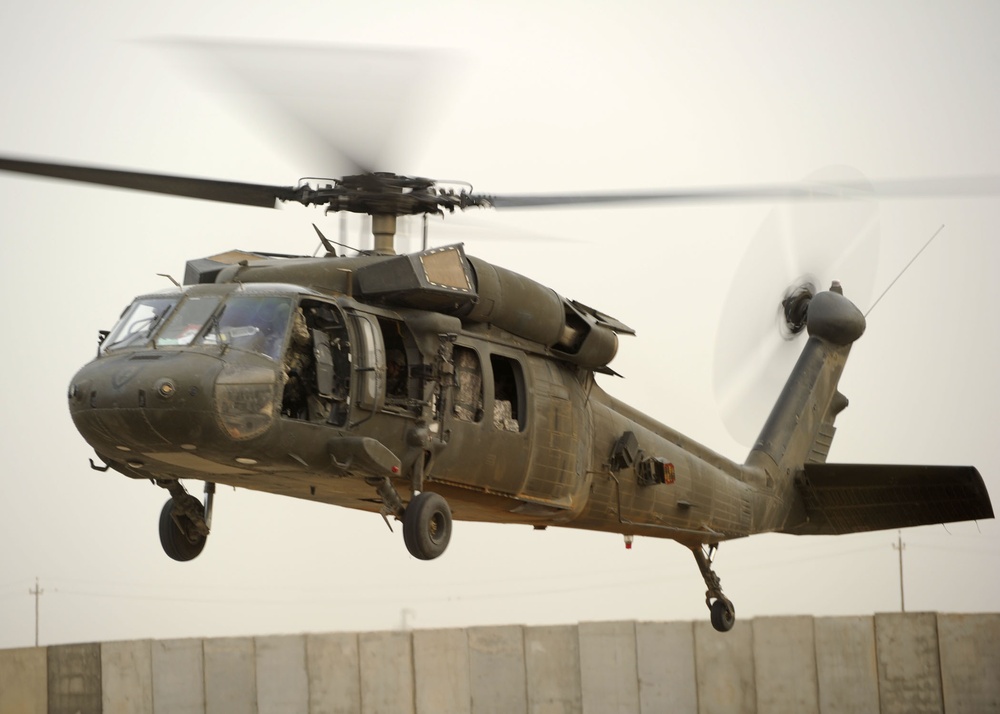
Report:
348,311,386,414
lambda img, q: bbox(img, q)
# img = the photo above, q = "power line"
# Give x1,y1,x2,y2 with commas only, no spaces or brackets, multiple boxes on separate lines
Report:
892,532,905,612
29,577,43,647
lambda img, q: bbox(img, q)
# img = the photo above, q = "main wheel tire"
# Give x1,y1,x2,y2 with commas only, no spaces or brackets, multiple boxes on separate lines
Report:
710,598,736,632
402,492,452,560
158,499,207,562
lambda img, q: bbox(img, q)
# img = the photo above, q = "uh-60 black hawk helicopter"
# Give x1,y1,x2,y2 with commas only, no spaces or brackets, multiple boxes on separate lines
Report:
0,153,993,633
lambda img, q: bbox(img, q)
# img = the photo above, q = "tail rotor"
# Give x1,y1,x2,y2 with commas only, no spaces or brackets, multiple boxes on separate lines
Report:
713,166,881,445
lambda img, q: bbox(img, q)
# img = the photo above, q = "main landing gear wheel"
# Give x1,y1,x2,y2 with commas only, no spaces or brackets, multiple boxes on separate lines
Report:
403,491,452,560
158,499,208,562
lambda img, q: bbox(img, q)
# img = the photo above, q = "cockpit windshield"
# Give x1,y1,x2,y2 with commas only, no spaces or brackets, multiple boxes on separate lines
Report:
102,297,178,353
103,293,294,360
155,296,223,348
156,295,294,360
196,295,293,360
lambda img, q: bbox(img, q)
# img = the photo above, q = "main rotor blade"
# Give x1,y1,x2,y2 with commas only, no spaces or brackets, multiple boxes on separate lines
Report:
484,175,1000,209
169,40,458,177
0,156,297,208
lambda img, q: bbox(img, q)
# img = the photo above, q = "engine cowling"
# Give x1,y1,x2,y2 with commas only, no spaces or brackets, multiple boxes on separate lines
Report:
464,257,627,370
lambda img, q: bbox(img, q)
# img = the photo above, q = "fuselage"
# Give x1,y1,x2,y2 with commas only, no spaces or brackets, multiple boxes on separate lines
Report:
69,272,785,547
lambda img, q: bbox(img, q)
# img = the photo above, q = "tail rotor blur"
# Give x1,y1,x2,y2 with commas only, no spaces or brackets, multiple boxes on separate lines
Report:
713,166,881,446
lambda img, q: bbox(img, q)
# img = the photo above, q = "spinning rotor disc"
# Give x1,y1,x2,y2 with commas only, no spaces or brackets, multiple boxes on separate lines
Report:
713,166,880,446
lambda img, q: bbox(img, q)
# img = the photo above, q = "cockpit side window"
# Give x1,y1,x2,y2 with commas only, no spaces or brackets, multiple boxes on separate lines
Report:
102,297,178,353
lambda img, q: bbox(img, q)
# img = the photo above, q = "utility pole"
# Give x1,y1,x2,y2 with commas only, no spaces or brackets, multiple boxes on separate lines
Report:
29,577,43,647
892,532,905,612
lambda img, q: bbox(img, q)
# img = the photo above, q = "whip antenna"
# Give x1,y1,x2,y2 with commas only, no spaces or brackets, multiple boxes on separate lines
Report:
865,224,945,318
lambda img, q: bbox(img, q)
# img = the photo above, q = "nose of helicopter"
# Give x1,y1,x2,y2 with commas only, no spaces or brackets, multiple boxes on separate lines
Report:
67,350,281,459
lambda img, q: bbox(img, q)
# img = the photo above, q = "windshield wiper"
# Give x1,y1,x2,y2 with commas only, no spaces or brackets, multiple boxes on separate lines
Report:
146,303,175,350
207,305,228,355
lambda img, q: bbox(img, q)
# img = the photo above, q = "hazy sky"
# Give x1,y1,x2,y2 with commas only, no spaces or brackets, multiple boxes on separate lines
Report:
1,2,998,649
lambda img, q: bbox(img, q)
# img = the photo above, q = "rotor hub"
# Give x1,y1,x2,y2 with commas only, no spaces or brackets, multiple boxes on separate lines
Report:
292,172,488,217
780,282,816,339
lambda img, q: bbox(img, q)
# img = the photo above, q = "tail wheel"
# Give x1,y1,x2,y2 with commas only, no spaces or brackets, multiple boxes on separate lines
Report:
710,598,736,632
158,499,208,562
402,492,452,560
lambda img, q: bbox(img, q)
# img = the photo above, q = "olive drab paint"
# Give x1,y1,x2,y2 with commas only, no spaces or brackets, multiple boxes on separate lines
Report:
66,244,993,633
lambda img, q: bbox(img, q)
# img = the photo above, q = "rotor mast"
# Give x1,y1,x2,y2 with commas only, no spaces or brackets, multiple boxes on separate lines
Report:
316,173,485,255
305,172,483,256
371,214,397,255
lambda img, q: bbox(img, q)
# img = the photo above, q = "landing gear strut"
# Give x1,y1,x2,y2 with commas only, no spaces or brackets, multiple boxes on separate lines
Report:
367,475,453,560
692,544,736,632
157,481,214,562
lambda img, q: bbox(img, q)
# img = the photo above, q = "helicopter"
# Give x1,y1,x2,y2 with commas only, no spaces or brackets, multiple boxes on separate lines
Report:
0,152,993,633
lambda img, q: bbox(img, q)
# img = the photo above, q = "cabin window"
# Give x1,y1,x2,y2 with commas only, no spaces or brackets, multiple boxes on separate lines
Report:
453,346,483,423
351,313,385,412
491,355,525,432
378,318,411,401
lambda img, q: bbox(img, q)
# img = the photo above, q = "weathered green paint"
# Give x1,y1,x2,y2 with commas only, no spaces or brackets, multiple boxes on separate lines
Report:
62,249,991,629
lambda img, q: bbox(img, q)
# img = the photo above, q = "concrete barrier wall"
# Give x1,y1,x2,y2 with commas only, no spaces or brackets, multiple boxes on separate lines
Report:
2,613,997,714
814,616,879,714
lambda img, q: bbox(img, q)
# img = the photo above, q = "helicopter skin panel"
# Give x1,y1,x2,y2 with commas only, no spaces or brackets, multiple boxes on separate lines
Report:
781,463,994,535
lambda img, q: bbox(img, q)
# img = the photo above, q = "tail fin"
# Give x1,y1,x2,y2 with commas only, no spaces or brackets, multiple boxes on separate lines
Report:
744,286,994,533
744,287,865,481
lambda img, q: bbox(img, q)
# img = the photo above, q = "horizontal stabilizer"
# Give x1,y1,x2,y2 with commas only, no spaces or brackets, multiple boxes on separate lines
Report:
782,463,994,535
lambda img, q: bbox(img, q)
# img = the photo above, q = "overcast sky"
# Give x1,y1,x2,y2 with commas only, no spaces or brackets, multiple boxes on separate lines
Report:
1,1,998,649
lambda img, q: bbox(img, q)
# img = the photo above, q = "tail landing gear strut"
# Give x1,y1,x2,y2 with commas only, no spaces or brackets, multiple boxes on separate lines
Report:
692,544,736,632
